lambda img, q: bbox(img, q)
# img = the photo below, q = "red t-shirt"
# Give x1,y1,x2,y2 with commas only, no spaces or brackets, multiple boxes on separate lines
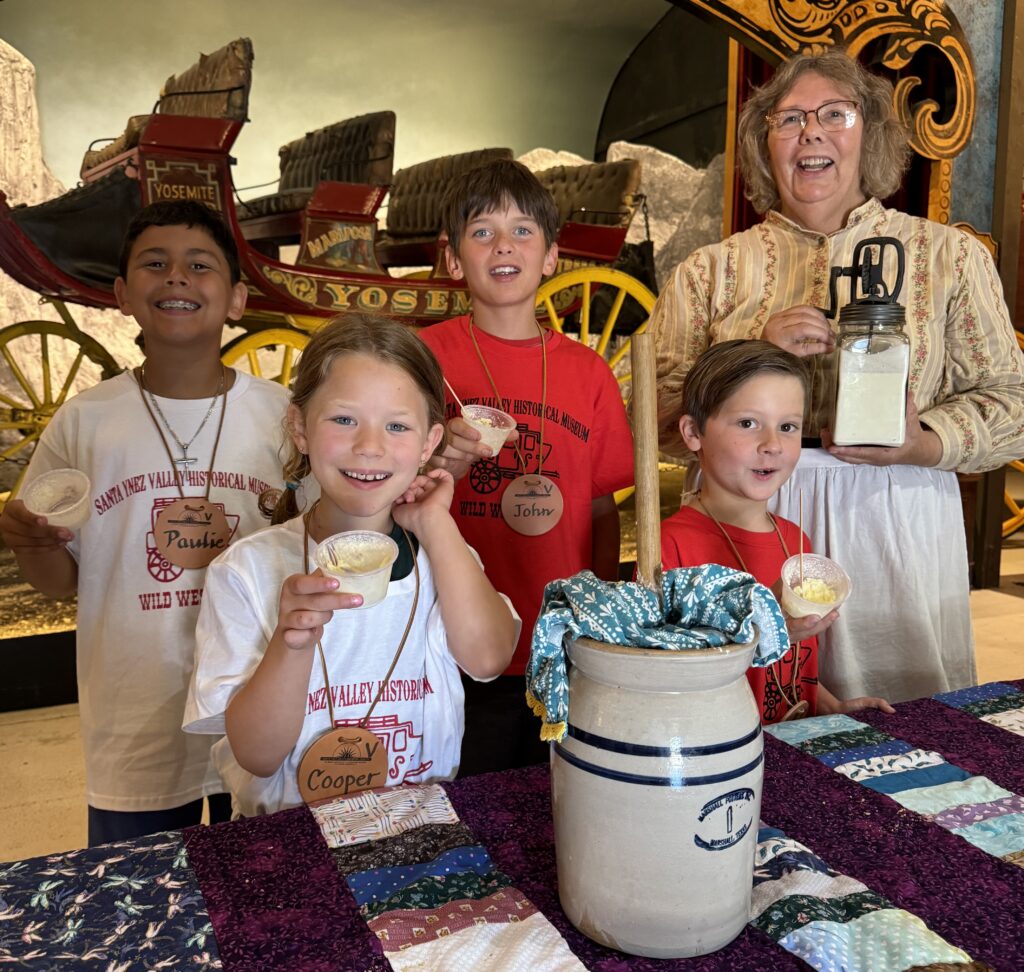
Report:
420,315,634,673
660,505,819,724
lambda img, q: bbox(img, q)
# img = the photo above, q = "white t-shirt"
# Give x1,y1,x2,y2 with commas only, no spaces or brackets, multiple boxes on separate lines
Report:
24,369,289,811
184,517,519,817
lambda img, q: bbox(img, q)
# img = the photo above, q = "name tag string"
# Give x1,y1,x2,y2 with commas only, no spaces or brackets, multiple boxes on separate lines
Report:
135,367,233,570
467,316,564,535
295,503,420,805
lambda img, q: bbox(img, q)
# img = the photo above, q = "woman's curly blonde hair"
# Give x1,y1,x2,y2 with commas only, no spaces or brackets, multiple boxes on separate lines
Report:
737,49,912,215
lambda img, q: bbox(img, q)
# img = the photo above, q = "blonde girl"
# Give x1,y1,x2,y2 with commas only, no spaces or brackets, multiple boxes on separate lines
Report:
184,314,518,816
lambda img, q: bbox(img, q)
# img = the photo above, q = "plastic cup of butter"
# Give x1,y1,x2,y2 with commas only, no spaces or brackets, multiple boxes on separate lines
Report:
780,553,851,618
315,530,399,609
21,468,92,530
461,404,516,454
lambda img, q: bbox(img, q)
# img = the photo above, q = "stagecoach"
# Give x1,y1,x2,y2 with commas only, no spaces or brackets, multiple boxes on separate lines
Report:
0,37,656,501
8,37,1018,538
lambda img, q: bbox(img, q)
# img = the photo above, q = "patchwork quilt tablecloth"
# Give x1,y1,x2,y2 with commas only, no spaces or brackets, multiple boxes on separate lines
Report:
3,679,1023,970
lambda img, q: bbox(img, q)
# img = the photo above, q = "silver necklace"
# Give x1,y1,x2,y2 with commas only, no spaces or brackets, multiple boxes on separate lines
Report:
140,364,226,469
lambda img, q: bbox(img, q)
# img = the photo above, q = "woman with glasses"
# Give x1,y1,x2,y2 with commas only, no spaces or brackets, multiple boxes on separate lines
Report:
649,50,1024,706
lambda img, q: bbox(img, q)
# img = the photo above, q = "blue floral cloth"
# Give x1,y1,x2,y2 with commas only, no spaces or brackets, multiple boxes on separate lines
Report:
0,831,219,969
526,567,790,741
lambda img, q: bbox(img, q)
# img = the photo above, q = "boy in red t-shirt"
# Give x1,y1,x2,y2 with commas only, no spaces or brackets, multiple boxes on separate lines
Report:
661,339,892,723
420,159,634,773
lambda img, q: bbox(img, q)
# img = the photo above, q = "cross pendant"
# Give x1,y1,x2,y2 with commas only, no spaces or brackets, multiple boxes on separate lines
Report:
174,454,197,469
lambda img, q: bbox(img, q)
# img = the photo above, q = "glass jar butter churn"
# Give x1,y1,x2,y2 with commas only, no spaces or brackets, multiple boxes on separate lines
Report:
829,236,910,447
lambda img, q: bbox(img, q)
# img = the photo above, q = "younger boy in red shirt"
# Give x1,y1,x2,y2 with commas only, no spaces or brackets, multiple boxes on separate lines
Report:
421,159,634,772
661,339,892,722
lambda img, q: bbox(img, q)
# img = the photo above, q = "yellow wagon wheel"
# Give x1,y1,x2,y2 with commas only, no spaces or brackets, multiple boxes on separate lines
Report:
221,328,309,387
1004,459,1024,539
1003,330,1024,538
535,266,656,505
536,266,655,378
0,319,121,502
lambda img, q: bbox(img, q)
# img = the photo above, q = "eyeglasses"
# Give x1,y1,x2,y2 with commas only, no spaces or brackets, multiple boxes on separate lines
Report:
766,100,859,138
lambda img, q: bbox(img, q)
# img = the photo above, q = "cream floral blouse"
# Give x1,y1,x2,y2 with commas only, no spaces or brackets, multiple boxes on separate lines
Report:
650,198,1024,473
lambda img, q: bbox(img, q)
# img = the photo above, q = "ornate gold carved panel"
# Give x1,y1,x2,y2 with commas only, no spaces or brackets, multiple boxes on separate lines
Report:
681,1,975,161
927,158,953,224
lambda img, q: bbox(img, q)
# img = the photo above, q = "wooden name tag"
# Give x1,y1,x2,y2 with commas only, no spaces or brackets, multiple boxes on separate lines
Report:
297,726,389,805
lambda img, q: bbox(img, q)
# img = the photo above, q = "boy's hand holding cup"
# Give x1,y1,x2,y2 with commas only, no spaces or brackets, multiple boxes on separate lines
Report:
431,407,518,481
459,404,517,454
0,499,75,552
773,553,850,642
0,468,92,553
778,597,840,643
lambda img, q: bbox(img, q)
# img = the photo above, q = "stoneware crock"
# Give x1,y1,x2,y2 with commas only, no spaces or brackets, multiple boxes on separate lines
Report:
551,634,763,958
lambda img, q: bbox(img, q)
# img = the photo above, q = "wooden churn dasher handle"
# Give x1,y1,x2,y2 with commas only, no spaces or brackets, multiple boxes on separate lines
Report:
630,332,662,597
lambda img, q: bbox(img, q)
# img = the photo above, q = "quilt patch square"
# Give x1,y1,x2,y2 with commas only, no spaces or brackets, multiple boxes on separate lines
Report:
752,889,890,941
890,776,1015,816
951,812,1024,858
0,833,219,971
981,708,1024,735
962,692,1024,719
779,909,972,972
368,887,539,951
799,726,893,757
932,683,1018,708
361,869,514,920
346,845,496,908
312,784,460,849
858,763,970,795
931,794,1024,829
817,738,914,769
751,871,869,918
833,748,945,781
381,910,586,971
765,714,866,745
330,822,478,877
